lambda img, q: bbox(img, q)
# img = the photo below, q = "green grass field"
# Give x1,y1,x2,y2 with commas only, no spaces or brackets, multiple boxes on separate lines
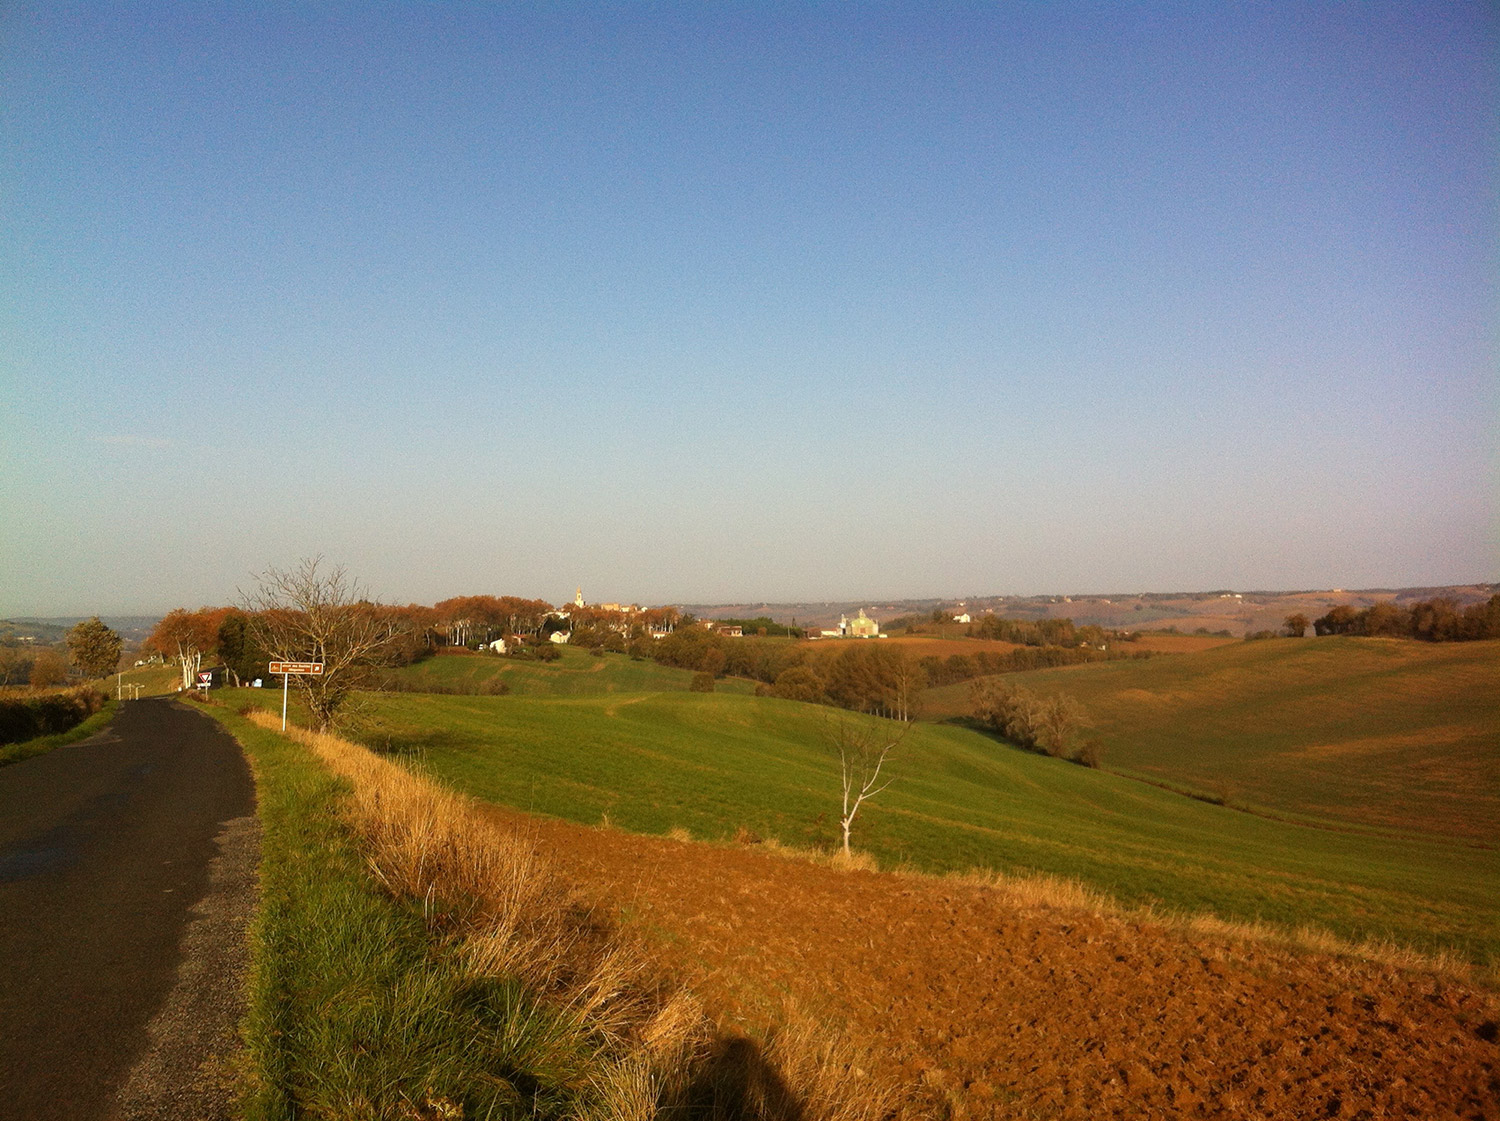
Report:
384,646,758,696
337,687,1499,966
105,662,186,698
923,636,1500,842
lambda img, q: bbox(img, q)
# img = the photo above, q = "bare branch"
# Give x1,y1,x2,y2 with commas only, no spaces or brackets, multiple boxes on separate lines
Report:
826,714,910,857
241,558,395,731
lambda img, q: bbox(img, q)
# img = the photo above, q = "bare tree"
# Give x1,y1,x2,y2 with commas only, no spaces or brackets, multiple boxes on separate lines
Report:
243,558,395,731
826,714,910,857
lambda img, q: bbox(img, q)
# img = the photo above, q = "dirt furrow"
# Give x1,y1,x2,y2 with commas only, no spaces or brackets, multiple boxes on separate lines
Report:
482,805,1499,1119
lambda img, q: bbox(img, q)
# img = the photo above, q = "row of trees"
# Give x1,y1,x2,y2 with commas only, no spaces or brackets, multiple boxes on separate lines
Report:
649,630,928,720
142,562,680,729
648,624,1147,720
1301,595,1500,642
966,614,1108,648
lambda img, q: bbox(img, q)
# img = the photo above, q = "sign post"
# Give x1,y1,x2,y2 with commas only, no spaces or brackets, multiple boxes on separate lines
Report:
268,661,324,731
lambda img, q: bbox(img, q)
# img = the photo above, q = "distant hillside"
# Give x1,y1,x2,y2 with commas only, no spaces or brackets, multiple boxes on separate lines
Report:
1,616,162,646
926,635,1500,843
679,584,1497,636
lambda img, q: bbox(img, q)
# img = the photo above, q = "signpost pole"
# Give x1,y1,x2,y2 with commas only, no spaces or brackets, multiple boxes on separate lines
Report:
269,662,321,732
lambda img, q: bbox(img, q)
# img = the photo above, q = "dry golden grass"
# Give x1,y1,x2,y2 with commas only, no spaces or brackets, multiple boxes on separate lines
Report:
246,711,892,1119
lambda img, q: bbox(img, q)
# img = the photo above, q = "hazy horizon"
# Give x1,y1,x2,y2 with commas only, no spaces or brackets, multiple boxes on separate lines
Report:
4,4,1495,616
5,577,1496,624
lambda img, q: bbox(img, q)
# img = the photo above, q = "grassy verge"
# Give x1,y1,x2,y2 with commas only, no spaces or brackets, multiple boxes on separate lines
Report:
217,706,615,1119
209,703,888,1120
0,698,117,767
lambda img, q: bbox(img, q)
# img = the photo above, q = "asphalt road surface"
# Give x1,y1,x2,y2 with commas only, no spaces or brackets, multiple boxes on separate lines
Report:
0,698,257,1121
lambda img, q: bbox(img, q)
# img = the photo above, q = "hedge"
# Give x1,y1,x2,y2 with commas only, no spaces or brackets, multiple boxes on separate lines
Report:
0,687,108,746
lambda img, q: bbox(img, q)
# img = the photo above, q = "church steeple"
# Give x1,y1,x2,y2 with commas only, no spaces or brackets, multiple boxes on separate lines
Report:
575,587,585,608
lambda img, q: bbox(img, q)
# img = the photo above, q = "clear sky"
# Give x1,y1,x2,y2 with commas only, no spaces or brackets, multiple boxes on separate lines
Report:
2,2,1495,615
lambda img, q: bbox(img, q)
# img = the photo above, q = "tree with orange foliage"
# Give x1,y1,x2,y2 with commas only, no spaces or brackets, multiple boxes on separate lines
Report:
145,607,229,691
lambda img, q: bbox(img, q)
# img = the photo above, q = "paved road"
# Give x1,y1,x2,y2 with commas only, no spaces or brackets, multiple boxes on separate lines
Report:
0,698,256,1121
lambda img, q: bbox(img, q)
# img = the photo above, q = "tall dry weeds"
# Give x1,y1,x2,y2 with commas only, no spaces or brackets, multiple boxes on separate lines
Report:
246,711,890,1120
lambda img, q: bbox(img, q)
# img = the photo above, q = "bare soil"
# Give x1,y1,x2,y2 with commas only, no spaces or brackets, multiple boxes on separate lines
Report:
485,806,1500,1119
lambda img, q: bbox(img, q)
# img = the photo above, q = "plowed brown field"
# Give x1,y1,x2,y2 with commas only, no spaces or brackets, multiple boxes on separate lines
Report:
484,806,1499,1120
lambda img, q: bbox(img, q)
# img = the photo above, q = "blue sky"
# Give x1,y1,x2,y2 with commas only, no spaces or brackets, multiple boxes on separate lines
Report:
2,2,1494,614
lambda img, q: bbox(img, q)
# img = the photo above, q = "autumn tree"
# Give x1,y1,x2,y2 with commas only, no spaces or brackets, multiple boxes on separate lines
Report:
971,679,1093,763
66,617,123,678
1283,613,1310,638
30,649,68,690
0,647,31,687
823,645,925,721
771,664,826,703
244,558,396,731
145,608,225,691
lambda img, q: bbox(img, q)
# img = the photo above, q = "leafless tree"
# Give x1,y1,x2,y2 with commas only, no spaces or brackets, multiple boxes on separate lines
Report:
242,558,395,731
826,714,910,857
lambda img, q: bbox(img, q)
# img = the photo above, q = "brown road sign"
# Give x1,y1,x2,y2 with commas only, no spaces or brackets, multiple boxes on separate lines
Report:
268,661,324,675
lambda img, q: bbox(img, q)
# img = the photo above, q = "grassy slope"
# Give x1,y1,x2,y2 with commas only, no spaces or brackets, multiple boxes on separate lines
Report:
107,663,188,697
387,647,758,696
924,636,1500,841
353,689,1499,965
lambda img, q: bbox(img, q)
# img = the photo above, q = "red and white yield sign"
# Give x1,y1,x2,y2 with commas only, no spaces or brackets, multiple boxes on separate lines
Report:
269,661,324,675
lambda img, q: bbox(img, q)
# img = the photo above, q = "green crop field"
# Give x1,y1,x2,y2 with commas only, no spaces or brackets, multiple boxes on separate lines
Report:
923,636,1500,842
381,646,758,696
337,687,1499,966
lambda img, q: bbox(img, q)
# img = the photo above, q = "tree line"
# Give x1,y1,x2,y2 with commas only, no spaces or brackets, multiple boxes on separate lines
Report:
644,622,1147,721
1297,595,1500,642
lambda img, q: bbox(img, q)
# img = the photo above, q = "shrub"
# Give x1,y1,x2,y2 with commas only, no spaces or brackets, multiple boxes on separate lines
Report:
1074,738,1104,769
